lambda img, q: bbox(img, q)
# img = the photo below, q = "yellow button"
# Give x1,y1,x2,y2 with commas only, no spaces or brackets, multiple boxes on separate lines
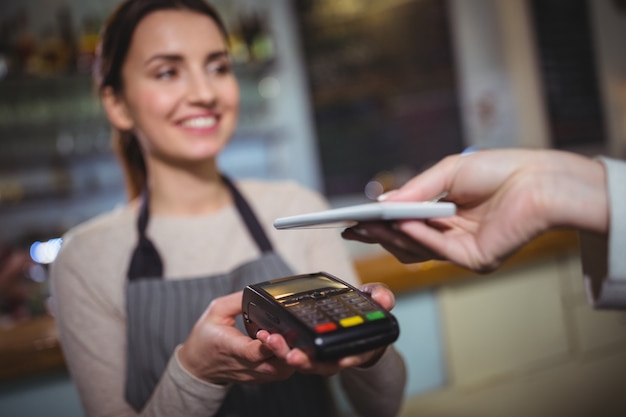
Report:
340,316,364,327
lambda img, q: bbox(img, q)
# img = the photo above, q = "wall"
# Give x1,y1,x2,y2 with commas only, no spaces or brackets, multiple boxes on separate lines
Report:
590,0,626,157
448,0,626,157
448,0,549,150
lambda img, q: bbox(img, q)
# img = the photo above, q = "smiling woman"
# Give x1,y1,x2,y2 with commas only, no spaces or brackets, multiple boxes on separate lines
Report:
102,10,239,177
97,2,238,201
48,1,406,417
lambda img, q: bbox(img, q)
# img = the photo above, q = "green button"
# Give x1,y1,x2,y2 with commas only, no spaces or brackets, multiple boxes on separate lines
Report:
365,311,385,321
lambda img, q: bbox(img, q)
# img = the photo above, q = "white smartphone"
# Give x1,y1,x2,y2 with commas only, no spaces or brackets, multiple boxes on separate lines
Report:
274,201,456,230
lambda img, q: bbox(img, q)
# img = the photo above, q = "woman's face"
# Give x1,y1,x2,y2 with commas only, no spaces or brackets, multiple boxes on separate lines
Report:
109,9,239,165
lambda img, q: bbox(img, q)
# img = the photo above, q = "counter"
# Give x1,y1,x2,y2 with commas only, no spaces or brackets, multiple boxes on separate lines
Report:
0,229,580,381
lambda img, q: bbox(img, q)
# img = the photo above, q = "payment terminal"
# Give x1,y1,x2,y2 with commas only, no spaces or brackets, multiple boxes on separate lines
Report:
242,272,400,360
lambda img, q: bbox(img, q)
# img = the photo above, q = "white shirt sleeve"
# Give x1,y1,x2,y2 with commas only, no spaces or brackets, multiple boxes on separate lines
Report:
140,346,230,417
580,156,626,309
49,218,231,417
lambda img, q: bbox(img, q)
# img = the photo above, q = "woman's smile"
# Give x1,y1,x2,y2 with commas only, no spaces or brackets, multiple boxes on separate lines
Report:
180,115,218,130
177,113,221,136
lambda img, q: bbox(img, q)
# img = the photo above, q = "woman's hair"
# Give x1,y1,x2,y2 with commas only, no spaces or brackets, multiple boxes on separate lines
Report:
95,0,229,200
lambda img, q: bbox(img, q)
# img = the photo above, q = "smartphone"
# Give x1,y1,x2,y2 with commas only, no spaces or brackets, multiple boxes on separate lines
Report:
242,271,400,360
273,201,456,229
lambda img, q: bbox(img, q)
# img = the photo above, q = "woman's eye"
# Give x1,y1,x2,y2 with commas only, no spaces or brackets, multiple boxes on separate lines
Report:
156,68,177,80
208,61,232,76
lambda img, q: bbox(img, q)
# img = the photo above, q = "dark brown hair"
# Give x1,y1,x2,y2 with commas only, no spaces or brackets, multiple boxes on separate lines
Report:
95,0,229,200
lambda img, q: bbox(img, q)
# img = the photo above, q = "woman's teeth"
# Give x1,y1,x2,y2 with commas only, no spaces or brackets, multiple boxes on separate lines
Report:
182,116,216,128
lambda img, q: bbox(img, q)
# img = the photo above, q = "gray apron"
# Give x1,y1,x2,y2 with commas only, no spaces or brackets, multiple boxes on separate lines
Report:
124,176,337,416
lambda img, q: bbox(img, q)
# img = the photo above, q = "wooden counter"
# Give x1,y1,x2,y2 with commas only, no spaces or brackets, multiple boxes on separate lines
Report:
0,229,580,381
355,229,580,293
0,314,65,381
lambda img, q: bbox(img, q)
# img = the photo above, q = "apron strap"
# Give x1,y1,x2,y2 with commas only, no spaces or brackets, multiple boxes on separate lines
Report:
127,191,164,280
127,175,274,280
222,175,274,254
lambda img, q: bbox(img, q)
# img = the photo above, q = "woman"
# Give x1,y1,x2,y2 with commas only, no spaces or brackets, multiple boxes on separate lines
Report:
49,0,406,416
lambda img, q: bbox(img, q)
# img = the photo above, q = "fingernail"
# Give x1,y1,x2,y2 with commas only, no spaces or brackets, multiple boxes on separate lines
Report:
428,191,449,202
340,356,359,367
377,190,396,201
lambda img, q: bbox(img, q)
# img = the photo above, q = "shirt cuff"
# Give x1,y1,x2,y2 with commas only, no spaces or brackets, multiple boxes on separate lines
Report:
171,345,232,394
141,346,230,417
342,345,397,375
581,156,626,309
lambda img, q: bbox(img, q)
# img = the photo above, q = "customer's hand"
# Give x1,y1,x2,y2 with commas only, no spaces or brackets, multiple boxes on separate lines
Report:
178,291,297,385
343,149,608,272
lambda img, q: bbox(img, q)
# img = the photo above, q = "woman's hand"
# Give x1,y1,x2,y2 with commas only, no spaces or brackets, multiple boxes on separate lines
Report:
178,291,296,385
343,149,608,272
256,283,396,375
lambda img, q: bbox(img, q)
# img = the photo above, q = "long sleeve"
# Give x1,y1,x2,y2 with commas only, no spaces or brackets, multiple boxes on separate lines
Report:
339,346,407,417
49,215,229,417
580,156,626,309
141,347,230,417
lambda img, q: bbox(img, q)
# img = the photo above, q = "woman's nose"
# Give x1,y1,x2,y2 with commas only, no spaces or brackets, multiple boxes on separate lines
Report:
187,73,217,105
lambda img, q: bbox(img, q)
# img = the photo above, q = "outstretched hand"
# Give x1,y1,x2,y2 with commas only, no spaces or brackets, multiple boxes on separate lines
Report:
343,149,608,272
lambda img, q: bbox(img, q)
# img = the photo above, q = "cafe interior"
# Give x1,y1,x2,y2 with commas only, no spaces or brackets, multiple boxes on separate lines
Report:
1,0,626,416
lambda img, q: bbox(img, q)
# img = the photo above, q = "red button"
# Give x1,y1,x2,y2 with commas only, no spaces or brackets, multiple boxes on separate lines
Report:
315,322,337,333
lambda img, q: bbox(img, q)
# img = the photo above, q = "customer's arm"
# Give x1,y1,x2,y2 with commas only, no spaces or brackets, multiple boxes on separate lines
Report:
343,149,609,272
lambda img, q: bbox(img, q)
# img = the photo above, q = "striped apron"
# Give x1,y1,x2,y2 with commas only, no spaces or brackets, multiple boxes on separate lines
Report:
124,176,337,416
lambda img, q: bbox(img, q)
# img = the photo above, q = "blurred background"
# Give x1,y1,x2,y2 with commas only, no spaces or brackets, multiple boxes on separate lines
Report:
1,0,626,416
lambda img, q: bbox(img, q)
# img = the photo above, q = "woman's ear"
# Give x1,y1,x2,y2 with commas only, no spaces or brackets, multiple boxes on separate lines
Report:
101,87,134,131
